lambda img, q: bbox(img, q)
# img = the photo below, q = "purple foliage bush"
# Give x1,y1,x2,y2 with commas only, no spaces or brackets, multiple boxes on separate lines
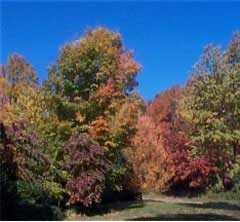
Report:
64,133,111,207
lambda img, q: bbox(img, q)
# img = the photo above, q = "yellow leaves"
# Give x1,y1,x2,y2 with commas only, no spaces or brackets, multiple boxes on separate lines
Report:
0,81,48,127
5,53,38,87
104,140,117,148
0,79,10,124
0,105,14,126
76,112,85,123
0,76,10,98
119,51,142,76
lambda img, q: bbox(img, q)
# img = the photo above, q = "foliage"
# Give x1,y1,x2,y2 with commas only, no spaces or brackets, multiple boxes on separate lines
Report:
1,27,240,220
64,133,111,206
130,115,175,192
43,27,143,196
0,120,48,220
0,53,38,104
178,31,240,189
228,157,240,193
5,121,47,183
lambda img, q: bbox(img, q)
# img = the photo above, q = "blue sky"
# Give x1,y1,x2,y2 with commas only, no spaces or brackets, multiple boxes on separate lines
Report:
1,2,240,101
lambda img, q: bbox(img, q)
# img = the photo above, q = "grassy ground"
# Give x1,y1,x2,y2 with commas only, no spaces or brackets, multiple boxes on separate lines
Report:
66,194,240,221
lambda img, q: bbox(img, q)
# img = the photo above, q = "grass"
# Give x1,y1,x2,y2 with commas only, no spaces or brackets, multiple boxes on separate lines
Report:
66,194,240,221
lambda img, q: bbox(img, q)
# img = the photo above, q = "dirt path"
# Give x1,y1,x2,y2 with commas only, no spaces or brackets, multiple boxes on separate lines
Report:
143,195,204,205
143,195,240,207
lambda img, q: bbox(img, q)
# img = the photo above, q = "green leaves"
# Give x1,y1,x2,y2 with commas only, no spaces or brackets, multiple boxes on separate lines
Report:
179,32,240,180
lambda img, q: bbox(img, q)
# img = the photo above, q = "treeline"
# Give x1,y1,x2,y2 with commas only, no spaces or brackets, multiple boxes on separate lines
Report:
0,27,240,220
130,32,240,194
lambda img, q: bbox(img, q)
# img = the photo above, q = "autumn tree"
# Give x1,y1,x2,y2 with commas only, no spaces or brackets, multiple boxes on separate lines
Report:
131,86,184,192
43,27,144,202
179,31,240,189
130,115,175,191
0,53,38,104
0,54,39,125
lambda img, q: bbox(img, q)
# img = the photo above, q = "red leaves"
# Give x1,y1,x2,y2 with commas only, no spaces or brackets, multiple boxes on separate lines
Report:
160,117,219,191
64,134,111,206
130,87,187,192
66,171,105,206
223,173,233,190
2,121,48,183
131,85,224,192
173,157,218,190
147,86,181,123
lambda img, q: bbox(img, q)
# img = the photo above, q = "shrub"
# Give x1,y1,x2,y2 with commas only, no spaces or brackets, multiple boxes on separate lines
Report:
229,157,240,193
64,133,111,207
0,121,48,219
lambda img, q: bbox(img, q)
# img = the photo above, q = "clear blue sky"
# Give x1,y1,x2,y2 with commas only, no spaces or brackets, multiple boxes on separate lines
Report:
1,2,240,101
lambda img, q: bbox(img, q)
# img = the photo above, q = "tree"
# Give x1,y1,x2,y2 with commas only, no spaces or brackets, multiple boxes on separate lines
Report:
0,54,38,104
130,115,175,192
0,54,39,125
130,86,183,192
43,27,144,196
179,32,240,188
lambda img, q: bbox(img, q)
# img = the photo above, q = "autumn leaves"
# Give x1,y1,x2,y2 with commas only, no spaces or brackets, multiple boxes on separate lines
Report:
0,28,239,212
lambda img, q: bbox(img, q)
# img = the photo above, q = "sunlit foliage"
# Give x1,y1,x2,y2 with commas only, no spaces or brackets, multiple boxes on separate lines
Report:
1,28,240,219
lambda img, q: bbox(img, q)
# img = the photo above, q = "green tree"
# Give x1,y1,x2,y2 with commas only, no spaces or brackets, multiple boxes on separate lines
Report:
179,32,240,175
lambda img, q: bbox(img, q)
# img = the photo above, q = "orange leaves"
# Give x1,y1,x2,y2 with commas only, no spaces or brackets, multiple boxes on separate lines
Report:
94,78,124,105
130,115,175,192
88,116,110,142
118,51,141,90
130,87,185,192
147,85,181,123
130,86,194,192
119,51,141,75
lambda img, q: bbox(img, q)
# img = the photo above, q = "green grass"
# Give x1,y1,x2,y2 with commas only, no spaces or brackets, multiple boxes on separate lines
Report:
66,194,240,221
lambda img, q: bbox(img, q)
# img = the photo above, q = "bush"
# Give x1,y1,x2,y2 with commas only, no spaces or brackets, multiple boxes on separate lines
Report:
64,133,111,207
16,180,48,204
229,158,240,193
202,190,240,202
11,202,64,220
0,122,48,219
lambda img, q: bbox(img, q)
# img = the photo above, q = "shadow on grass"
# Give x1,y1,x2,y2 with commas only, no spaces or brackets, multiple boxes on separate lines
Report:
127,213,239,221
143,198,240,212
182,201,240,212
69,199,240,220
70,200,145,217
4,202,64,221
